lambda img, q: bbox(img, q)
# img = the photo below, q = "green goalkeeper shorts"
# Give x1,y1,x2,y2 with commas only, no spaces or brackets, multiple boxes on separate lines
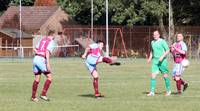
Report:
151,58,169,74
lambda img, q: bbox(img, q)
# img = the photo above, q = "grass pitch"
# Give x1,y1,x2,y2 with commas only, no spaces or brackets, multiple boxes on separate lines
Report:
0,58,200,111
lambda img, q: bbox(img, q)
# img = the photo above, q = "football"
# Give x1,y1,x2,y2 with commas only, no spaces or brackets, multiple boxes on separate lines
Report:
181,59,190,68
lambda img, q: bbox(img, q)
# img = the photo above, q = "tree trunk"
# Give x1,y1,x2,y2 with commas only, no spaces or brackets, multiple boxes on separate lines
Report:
169,1,174,45
158,16,167,39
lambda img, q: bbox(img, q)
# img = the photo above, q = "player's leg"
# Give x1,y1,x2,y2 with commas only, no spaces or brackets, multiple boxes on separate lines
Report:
147,73,157,96
91,70,100,96
148,59,159,96
40,73,52,101
177,64,188,92
91,70,104,98
99,56,120,65
38,59,52,101
108,56,121,65
159,60,171,96
31,63,41,102
172,63,182,94
102,57,112,63
86,56,104,97
163,74,171,96
174,75,182,94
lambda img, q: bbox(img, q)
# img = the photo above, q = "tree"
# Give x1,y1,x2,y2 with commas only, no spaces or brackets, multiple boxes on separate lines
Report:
109,0,145,26
57,0,145,25
0,0,11,15
140,0,169,39
9,0,35,6
57,0,91,24
173,0,200,25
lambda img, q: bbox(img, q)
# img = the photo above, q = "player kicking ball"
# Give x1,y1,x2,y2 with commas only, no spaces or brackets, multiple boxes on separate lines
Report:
82,40,120,98
31,30,56,102
170,33,188,95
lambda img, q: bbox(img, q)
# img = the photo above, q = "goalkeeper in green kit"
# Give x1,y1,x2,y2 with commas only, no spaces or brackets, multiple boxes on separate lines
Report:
147,30,171,96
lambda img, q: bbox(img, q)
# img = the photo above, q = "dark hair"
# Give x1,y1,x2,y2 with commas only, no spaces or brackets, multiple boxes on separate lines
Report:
153,30,160,34
96,40,104,44
48,30,55,36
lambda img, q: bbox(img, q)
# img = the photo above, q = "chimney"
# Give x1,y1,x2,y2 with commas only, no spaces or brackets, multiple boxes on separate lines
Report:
34,0,57,6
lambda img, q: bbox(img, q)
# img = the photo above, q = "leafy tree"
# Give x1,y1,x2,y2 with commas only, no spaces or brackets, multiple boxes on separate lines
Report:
57,0,91,24
109,0,145,26
57,0,144,25
0,0,11,15
9,0,35,6
140,0,169,39
173,0,200,25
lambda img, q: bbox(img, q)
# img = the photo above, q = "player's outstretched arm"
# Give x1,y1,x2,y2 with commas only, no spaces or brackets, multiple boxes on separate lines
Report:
82,47,90,59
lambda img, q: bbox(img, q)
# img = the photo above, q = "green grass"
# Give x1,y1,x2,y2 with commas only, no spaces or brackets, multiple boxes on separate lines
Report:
0,58,200,111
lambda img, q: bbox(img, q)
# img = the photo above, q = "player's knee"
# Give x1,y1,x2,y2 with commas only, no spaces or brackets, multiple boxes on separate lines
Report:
151,74,157,79
47,76,52,81
92,74,99,79
175,76,180,80
34,75,40,82
93,76,99,80
46,74,52,81
92,70,98,78
163,74,169,78
34,79,40,82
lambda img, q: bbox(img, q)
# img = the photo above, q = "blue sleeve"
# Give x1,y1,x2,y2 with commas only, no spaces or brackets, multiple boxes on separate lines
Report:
89,43,98,49
181,42,187,51
47,40,56,53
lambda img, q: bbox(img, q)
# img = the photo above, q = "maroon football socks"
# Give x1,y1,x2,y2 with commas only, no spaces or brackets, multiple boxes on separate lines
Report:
32,80,39,98
41,79,52,96
93,78,99,95
102,57,112,64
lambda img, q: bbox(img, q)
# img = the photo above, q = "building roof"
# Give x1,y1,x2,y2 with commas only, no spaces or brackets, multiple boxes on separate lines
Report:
0,6,59,30
0,28,32,39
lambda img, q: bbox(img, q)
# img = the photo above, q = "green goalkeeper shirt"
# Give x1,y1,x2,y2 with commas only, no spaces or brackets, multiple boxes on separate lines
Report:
151,38,169,59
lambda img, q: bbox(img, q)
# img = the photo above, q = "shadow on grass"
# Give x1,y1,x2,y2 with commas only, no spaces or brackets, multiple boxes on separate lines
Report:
143,91,163,95
78,94,95,98
143,91,179,95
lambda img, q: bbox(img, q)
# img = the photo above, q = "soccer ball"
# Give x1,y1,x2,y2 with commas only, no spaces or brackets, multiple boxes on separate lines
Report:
181,59,190,68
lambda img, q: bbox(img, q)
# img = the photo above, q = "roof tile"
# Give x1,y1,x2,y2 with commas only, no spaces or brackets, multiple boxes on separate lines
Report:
0,6,58,30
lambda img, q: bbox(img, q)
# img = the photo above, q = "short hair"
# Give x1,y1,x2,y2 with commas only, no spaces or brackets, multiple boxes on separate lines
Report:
177,33,184,38
96,40,104,44
48,30,55,36
153,30,160,34
177,32,183,35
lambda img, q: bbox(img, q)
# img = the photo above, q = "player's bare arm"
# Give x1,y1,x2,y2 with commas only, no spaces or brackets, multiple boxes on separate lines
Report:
33,48,37,53
147,52,152,63
82,47,90,59
174,46,186,55
159,50,170,62
46,50,51,72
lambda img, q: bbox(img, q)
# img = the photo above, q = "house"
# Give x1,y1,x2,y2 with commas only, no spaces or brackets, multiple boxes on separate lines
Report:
0,6,71,34
0,28,33,57
0,6,74,57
